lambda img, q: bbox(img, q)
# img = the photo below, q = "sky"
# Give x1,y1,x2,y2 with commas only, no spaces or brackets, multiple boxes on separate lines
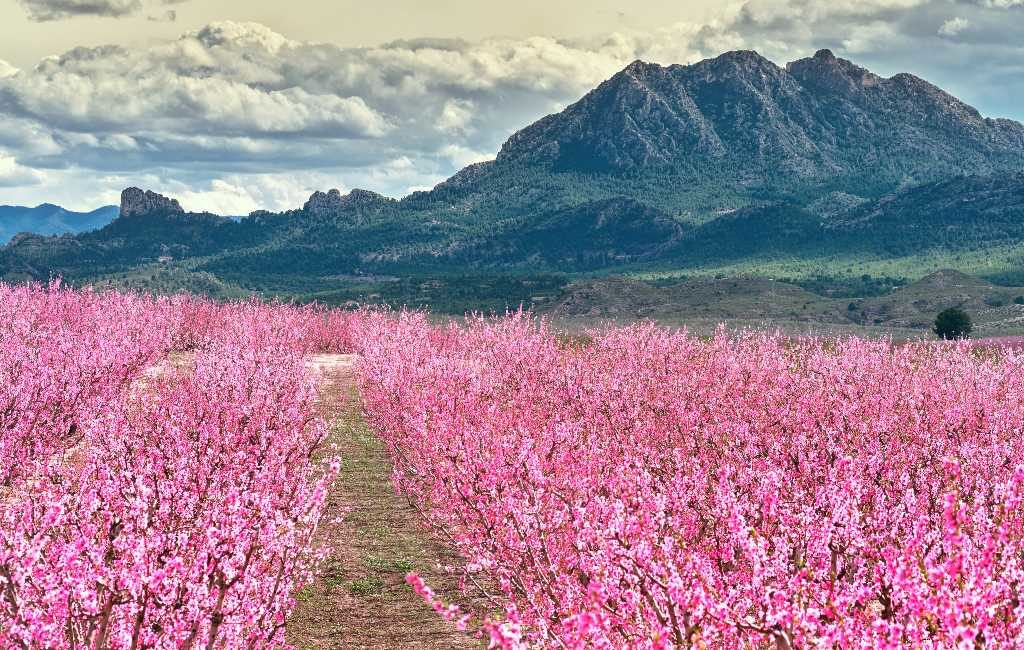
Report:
0,0,1023,213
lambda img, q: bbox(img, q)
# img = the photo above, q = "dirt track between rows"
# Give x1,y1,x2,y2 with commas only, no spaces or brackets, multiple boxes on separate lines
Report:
286,354,485,649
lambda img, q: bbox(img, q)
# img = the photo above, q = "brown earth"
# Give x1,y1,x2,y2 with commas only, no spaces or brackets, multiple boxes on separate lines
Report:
286,355,488,649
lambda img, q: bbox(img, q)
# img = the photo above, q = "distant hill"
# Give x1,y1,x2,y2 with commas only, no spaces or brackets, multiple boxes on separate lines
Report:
855,269,1024,330
3,50,1024,320
0,204,118,243
546,270,1024,337
547,276,848,323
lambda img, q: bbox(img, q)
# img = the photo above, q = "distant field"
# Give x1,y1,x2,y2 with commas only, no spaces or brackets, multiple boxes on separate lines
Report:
544,269,1024,339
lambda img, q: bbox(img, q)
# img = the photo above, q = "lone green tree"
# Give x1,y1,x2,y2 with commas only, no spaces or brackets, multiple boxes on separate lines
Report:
933,307,973,340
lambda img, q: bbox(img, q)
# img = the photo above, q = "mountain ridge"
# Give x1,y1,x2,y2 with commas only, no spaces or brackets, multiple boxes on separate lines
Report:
0,203,119,244
3,48,1024,320
496,49,1024,178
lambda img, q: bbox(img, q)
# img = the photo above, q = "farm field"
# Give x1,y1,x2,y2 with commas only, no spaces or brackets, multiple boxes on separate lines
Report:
4,284,1024,648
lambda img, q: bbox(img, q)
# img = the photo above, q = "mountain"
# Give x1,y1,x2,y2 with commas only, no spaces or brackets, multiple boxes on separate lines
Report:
497,50,1024,182
2,49,1024,318
0,203,118,243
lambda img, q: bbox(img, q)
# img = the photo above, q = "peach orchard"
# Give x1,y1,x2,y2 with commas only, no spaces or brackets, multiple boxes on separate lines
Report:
2,284,1024,648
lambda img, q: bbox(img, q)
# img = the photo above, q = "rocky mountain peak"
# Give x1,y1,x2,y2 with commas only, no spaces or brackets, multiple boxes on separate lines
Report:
787,48,881,95
698,50,782,77
302,188,393,217
119,187,184,218
304,188,343,216
715,49,775,65
494,48,1024,176
619,59,663,81
622,59,649,74
432,160,495,192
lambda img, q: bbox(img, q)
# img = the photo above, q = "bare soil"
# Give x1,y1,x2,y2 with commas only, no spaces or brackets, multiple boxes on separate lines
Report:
286,355,486,649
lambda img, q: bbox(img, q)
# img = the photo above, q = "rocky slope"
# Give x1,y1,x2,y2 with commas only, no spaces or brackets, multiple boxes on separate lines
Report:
497,49,1024,180
547,270,1024,336
303,189,396,221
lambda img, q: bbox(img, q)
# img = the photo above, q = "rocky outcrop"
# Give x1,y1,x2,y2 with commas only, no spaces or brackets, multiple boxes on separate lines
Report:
431,161,495,193
786,49,882,97
302,188,393,217
120,187,184,218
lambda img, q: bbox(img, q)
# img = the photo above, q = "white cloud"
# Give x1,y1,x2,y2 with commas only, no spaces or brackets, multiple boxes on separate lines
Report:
740,0,928,25
979,0,1024,7
172,178,305,215
938,17,970,36
2,3,1024,212
840,22,901,53
437,99,476,135
0,20,713,209
0,150,46,187
440,144,493,169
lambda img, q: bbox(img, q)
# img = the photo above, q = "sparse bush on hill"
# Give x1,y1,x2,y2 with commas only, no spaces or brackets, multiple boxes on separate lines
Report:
934,307,973,340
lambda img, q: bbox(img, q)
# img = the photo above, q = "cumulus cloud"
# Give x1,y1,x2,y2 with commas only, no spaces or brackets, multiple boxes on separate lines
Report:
439,144,493,169
1,3,1024,212
17,0,186,21
739,0,928,25
938,17,970,35
147,9,176,22
437,99,476,135
0,61,18,79
0,20,712,208
0,150,45,188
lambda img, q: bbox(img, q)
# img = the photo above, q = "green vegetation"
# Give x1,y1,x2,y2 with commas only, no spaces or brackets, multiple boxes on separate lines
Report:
347,576,386,596
934,308,973,340
364,556,415,574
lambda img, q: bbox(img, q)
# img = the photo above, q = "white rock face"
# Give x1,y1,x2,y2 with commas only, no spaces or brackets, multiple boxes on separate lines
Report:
302,188,391,217
120,187,184,218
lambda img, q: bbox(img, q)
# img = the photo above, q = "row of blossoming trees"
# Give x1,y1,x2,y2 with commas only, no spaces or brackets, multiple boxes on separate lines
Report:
6,283,1024,648
358,312,1024,648
0,283,353,648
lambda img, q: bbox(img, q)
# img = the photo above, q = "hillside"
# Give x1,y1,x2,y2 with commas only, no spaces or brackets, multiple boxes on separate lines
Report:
2,50,1024,318
546,271,1024,337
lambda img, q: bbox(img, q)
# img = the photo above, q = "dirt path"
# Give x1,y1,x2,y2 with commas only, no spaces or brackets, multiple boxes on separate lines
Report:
286,355,485,649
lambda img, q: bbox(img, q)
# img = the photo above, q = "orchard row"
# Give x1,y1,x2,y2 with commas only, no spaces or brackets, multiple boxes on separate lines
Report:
0,283,356,648
360,313,1024,648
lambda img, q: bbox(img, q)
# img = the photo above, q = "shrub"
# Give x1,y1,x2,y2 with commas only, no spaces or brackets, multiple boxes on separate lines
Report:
934,307,973,340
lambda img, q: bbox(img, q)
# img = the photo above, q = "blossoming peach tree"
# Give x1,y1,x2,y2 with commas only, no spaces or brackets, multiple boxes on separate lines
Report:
0,284,344,649
357,313,1024,648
